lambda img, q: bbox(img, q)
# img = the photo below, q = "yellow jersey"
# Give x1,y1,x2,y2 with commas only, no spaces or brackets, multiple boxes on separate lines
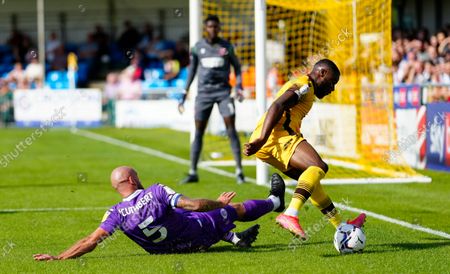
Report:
252,75,314,139
249,75,315,171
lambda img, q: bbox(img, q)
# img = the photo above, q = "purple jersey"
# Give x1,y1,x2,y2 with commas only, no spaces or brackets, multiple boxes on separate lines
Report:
100,184,236,254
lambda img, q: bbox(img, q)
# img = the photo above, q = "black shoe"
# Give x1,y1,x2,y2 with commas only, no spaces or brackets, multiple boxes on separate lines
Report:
179,174,199,184
235,224,260,248
270,173,285,212
236,173,245,184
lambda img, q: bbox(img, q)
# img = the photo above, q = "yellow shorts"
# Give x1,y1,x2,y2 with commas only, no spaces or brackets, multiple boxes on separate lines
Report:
253,134,304,172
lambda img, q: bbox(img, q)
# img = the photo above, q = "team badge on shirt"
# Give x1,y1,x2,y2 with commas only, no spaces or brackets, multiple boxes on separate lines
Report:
200,48,206,55
101,209,112,222
220,208,228,220
218,47,228,56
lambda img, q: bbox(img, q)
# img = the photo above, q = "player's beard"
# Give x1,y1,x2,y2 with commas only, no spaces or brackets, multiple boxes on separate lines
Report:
316,89,327,99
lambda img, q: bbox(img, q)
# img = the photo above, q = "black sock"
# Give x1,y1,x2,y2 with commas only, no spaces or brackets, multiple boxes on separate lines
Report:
227,127,242,173
190,130,204,174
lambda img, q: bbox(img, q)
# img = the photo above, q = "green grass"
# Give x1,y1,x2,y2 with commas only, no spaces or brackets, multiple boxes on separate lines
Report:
0,128,449,273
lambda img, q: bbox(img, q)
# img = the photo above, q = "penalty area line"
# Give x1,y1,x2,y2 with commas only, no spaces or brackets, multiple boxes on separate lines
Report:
71,129,450,240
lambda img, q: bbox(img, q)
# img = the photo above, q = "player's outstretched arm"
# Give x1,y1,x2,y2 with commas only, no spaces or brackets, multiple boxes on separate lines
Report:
176,192,236,212
243,85,300,156
33,227,110,261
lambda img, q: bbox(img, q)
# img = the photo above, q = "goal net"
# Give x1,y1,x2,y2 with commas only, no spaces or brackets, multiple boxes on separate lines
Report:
200,0,430,183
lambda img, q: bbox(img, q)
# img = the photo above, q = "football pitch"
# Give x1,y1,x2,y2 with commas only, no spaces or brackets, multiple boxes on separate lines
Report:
0,128,449,273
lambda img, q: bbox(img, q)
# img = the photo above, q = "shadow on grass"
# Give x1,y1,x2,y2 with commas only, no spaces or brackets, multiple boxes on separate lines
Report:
208,241,331,253
207,243,290,253
0,211,16,215
321,240,450,257
86,242,329,259
85,253,149,260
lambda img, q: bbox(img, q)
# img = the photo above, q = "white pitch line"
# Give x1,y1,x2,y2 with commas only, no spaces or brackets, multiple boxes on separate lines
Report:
71,129,450,240
71,128,254,183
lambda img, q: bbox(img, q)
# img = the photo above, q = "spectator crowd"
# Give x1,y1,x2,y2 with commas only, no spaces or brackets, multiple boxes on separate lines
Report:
392,26,450,102
0,20,190,125
0,20,189,91
393,27,450,85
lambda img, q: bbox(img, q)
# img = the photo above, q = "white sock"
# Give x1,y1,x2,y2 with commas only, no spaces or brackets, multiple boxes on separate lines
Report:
268,195,280,211
235,168,243,175
189,169,197,175
284,208,298,217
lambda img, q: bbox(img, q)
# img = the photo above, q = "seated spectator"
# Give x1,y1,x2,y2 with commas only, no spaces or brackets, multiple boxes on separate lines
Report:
138,23,154,51
102,51,143,101
92,24,110,58
6,62,27,89
46,31,62,63
438,36,450,57
79,34,98,61
174,40,189,68
50,45,67,71
104,72,120,101
117,69,142,100
141,34,165,66
123,52,143,81
439,62,450,84
24,51,43,88
425,45,439,63
421,61,435,83
160,49,179,80
397,50,417,83
405,61,425,84
7,28,31,63
117,20,141,52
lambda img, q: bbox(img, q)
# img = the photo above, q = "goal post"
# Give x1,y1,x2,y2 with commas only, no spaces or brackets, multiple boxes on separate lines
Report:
196,0,431,184
254,0,269,185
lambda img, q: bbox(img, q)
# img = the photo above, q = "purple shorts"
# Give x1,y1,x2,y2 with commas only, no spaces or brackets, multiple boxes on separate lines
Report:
191,205,238,243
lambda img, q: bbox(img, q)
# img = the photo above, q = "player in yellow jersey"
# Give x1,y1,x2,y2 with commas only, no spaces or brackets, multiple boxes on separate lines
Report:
244,59,366,239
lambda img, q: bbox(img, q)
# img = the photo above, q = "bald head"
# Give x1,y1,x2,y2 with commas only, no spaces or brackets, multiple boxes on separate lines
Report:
110,166,143,197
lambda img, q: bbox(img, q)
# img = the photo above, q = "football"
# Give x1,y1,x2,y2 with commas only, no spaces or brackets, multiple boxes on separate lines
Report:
333,224,366,254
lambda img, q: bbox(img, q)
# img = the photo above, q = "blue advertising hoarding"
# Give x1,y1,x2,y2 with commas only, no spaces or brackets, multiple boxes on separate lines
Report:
425,102,450,172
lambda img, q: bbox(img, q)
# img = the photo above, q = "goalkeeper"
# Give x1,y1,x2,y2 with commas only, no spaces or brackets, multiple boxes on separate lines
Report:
244,59,366,239
178,15,245,184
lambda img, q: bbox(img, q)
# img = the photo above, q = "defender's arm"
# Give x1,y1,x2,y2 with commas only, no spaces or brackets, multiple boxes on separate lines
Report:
176,192,236,212
33,227,110,261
